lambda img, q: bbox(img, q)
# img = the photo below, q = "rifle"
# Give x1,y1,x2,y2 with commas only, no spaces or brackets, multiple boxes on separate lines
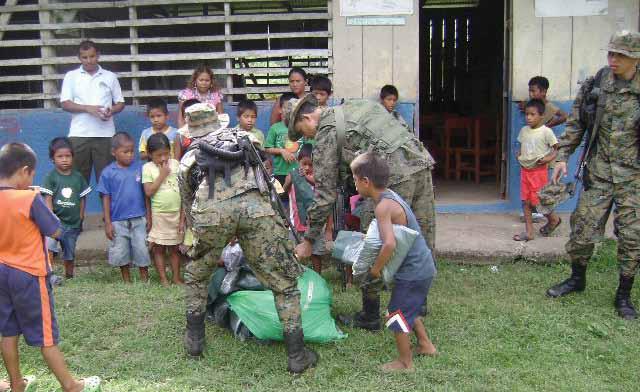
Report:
238,135,302,244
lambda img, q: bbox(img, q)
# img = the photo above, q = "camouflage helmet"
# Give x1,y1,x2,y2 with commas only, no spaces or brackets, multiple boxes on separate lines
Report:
607,30,640,59
283,93,318,141
185,103,222,138
537,182,576,215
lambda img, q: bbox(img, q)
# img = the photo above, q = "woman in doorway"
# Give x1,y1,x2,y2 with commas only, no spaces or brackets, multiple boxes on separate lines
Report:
270,67,308,126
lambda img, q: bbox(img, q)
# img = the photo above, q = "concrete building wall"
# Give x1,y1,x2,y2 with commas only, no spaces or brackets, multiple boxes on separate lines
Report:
331,0,420,101
512,0,639,101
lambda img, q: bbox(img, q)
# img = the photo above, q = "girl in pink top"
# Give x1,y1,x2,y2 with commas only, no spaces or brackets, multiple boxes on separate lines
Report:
177,65,224,127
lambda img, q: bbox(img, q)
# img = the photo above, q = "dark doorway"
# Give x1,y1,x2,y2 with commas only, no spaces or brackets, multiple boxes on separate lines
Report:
419,0,508,203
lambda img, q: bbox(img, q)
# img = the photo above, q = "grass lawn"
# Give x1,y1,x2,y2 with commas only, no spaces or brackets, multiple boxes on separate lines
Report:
3,240,639,391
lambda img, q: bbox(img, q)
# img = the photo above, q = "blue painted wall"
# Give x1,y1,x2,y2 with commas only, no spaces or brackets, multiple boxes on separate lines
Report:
0,101,416,214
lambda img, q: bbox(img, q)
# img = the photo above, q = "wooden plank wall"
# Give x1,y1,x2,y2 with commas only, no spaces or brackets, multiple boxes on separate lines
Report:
331,0,419,101
512,0,639,101
0,0,331,108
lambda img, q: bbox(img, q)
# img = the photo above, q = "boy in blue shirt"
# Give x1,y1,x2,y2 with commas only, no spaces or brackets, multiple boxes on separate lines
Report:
97,132,151,283
139,98,179,160
351,152,437,372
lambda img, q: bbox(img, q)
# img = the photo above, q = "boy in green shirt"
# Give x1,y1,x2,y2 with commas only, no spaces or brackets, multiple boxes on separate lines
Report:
40,137,92,279
265,92,299,189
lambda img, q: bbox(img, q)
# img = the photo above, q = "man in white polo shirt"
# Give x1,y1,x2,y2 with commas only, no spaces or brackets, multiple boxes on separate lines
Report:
60,40,125,183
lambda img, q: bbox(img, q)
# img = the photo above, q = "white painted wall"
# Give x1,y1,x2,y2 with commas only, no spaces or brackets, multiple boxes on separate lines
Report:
512,0,639,101
331,0,420,101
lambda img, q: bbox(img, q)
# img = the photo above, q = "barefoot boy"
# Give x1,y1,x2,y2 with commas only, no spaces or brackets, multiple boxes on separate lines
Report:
350,152,437,372
0,143,100,392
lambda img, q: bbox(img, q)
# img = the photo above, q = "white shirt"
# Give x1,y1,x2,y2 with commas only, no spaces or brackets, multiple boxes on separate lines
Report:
60,65,125,138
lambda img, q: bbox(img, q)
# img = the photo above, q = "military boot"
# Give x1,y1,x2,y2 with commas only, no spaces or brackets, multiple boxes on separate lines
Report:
184,311,206,358
283,328,319,374
546,264,586,298
614,275,637,320
352,293,382,331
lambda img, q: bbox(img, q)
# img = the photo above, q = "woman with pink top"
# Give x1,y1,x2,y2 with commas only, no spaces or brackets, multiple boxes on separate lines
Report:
177,65,224,127
269,67,308,126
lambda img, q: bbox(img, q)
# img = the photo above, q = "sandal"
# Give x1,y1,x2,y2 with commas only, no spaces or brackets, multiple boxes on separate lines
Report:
81,376,101,392
0,375,36,392
513,232,532,242
539,217,562,237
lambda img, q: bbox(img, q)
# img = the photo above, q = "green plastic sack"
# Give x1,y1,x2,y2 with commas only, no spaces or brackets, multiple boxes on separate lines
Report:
226,269,346,343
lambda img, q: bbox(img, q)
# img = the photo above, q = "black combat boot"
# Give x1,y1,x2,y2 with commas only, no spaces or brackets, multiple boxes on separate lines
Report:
283,328,319,374
614,275,637,320
546,264,587,298
184,311,206,358
352,293,382,331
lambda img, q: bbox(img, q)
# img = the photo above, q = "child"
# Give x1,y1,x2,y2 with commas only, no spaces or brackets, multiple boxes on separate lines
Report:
526,76,568,128
97,132,151,283
139,98,180,161
177,65,224,127
142,133,185,286
350,152,437,372
236,99,264,146
284,144,331,274
265,92,299,191
310,75,332,107
176,98,201,156
40,137,91,280
513,99,561,242
380,84,410,130
0,143,101,392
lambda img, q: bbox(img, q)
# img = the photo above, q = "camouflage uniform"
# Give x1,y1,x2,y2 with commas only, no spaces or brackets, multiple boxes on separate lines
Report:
286,97,436,330
295,102,436,250
179,105,317,371
557,66,640,276
546,31,640,319
180,129,304,331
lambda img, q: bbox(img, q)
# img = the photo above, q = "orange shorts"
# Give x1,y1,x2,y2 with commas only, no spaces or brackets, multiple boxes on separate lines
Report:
520,166,548,205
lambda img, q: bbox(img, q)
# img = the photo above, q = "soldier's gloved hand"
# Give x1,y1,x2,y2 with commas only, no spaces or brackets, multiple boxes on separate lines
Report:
552,162,567,184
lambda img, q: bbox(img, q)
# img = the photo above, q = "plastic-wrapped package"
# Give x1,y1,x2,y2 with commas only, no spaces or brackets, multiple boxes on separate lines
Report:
220,268,241,294
350,219,419,284
331,230,365,265
221,243,244,271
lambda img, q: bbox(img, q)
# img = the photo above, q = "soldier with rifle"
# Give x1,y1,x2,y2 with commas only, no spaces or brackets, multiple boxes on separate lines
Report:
178,103,317,373
541,31,640,320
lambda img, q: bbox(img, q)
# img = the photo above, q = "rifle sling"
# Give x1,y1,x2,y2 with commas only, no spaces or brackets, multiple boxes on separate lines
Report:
334,105,346,167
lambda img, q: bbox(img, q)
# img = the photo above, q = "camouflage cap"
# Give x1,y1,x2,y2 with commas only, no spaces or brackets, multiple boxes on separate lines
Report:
185,103,221,138
283,93,318,141
607,30,640,59
537,182,576,215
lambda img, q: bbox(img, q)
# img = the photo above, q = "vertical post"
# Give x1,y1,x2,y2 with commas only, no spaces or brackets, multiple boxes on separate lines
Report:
129,6,140,106
38,0,57,108
224,2,233,102
327,0,333,80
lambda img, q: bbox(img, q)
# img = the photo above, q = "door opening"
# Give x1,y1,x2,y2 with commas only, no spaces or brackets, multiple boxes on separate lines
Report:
419,0,508,205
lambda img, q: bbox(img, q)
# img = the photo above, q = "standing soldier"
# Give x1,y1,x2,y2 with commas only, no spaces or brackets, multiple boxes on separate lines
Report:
178,103,317,373
545,31,640,320
286,95,436,331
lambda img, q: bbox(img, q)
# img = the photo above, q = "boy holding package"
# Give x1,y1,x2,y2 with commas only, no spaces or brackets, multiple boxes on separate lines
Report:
350,152,437,372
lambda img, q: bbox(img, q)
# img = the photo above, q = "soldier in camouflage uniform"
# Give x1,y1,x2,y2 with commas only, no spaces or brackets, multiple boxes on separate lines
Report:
545,31,640,320
285,94,436,331
179,103,317,373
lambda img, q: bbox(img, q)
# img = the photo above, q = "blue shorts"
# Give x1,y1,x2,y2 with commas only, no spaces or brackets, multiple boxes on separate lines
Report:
386,277,433,333
108,217,151,268
46,227,81,262
0,264,59,347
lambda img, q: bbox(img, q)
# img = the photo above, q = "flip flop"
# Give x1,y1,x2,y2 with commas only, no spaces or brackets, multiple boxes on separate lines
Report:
81,376,101,392
0,375,37,392
513,232,531,242
539,218,562,237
